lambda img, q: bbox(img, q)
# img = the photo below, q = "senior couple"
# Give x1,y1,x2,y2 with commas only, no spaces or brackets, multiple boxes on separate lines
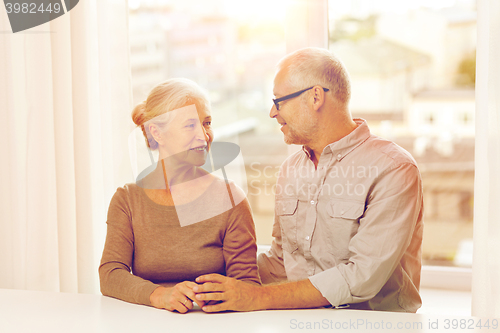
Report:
99,47,424,313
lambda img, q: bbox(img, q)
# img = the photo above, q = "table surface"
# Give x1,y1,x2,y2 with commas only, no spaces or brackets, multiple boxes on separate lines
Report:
0,288,495,333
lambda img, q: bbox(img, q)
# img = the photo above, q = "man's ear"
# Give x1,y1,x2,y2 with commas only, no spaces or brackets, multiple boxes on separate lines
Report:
149,123,163,145
311,86,326,111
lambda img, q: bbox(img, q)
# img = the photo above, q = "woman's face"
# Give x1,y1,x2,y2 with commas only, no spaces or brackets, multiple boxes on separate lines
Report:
153,104,213,167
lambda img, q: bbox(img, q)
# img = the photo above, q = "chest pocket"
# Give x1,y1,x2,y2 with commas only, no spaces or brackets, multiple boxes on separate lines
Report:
325,199,364,262
276,199,299,254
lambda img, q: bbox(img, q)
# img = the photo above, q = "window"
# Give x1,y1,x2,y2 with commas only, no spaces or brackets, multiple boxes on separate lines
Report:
329,0,476,269
128,0,289,245
129,0,477,277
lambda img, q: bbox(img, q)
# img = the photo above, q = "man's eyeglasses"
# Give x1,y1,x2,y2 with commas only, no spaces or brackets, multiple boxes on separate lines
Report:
273,86,329,111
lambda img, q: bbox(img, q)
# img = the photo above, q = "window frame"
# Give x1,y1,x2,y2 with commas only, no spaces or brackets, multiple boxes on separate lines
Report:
309,0,471,291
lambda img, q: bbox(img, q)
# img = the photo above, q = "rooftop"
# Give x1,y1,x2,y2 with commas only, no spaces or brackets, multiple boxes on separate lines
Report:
330,37,431,76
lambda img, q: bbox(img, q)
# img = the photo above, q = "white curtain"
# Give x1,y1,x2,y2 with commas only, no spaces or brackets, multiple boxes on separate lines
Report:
472,0,500,318
0,0,133,294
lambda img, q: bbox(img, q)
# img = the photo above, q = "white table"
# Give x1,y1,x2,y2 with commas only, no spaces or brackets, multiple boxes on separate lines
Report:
0,288,496,333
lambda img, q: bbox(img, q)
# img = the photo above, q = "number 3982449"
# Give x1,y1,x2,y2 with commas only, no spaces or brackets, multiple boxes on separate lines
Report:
5,2,62,14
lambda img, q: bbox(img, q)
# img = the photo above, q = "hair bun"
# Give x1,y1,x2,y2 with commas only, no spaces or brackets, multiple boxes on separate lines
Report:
131,100,147,126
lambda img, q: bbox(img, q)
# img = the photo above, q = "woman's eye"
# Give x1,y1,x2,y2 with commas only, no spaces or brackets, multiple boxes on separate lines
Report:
204,121,211,126
186,123,195,128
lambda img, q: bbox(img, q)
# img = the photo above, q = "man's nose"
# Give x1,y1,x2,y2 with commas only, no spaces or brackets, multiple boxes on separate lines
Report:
269,104,278,118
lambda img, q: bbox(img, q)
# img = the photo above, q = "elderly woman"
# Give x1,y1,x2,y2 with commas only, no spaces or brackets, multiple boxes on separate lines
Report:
99,78,260,313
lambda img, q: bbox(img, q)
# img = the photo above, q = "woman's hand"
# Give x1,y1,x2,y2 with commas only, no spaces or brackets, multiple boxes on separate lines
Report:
150,281,205,313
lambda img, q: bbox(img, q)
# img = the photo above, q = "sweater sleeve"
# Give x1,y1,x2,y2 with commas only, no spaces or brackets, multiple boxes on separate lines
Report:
256,213,287,284
222,183,261,286
98,186,159,306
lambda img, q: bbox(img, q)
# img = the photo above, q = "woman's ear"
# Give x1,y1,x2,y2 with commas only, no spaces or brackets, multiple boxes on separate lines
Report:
149,123,163,146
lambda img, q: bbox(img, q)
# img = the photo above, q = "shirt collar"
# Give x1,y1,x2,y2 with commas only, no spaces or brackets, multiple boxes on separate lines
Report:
302,118,371,162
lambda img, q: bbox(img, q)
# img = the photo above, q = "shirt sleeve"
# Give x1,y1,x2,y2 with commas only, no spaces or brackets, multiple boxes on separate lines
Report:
309,163,423,306
98,187,159,306
223,183,261,285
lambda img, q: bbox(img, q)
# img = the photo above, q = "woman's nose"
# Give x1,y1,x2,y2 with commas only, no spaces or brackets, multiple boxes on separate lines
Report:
195,124,210,142
202,126,210,142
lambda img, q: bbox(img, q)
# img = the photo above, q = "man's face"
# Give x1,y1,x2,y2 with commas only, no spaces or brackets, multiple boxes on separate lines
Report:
270,70,316,146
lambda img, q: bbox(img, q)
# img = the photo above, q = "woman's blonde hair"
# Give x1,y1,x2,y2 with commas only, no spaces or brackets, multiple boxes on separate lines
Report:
132,78,210,150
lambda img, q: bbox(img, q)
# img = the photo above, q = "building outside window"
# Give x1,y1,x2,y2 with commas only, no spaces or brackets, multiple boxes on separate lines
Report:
329,0,476,268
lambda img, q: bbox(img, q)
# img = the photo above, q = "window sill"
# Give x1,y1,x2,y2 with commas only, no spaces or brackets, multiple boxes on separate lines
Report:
420,265,472,291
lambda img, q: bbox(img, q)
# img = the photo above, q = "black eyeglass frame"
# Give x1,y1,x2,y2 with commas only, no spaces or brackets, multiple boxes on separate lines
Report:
273,86,329,111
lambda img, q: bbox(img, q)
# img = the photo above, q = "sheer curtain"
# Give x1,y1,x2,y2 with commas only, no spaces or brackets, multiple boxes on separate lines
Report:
0,0,132,294
472,0,500,318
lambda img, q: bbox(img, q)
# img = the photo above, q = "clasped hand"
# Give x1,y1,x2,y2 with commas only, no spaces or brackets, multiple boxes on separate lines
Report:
151,274,259,313
150,281,205,313
193,274,259,312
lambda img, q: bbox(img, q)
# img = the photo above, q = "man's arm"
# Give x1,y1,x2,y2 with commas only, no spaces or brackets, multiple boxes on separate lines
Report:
312,163,423,306
194,274,329,312
195,163,423,312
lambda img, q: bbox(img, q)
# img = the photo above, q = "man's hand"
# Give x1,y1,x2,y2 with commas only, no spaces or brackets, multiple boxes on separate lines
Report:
194,275,330,312
194,274,260,312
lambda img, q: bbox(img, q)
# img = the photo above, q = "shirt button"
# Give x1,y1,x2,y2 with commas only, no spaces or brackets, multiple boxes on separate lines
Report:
310,200,315,205
340,210,345,215
337,154,342,159
283,207,286,212
305,236,310,241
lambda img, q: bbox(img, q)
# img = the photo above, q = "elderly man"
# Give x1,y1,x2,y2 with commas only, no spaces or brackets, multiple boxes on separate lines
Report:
194,47,424,312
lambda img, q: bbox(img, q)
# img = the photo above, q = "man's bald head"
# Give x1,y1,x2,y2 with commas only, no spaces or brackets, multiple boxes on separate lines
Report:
276,47,351,107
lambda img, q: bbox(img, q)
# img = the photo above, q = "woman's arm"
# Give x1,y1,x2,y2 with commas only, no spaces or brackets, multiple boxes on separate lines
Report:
222,184,261,285
99,186,205,312
99,187,160,306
